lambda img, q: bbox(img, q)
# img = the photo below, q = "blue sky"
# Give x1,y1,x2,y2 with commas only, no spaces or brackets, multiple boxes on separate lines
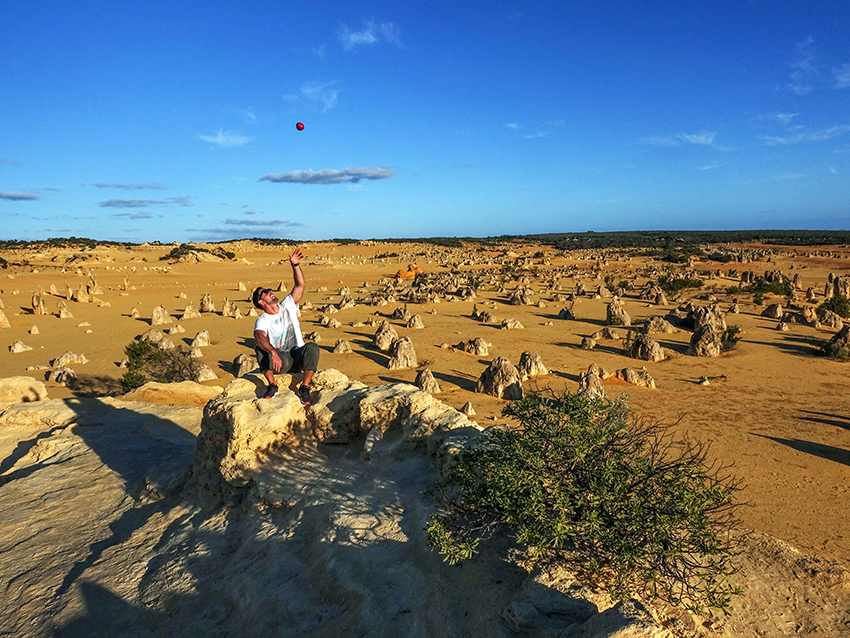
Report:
2,1,849,243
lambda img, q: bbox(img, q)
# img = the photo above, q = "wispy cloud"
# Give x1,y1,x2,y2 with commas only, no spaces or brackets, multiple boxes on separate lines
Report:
224,218,304,227
640,135,681,147
504,123,520,130
198,129,253,147
259,167,396,185
829,166,838,174
98,197,193,208
678,131,716,145
0,191,39,201
91,182,166,190
833,63,850,89
639,131,727,149
0,158,21,166
110,212,154,219
696,163,718,171
760,124,850,145
238,107,257,122
337,20,401,52
788,37,818,95
774,113,799,127
299,81,340,112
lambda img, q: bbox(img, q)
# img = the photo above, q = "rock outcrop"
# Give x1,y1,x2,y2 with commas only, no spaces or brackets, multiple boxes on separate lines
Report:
476,357,523,400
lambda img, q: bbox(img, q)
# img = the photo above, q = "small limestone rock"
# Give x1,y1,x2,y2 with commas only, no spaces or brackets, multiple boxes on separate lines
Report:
52,351,88,368
192,330,211,347
49,366,76,385
460,401,475,416
407,314,425,329
518,351,547,379
140,328,165,344
501,317,525,330
233,353,255,377
9,340,33,353
373,321,398,351
414,368,441,393
476,357,523,400
333,339,353,354
581,337,597,350
151,305,172,325
388,336,417,370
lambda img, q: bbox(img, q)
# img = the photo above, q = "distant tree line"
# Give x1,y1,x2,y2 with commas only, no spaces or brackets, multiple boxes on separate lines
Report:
517,230,850,250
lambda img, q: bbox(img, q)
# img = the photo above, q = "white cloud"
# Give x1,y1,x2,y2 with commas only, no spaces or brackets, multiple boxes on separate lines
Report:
259,167,396,185
788,37,818,95
677,131,717,145
639,130,726,148
833,63,850,89
760,124,850,145
300,81,339,112
829,166,838,174
337,20,401,52
775,113,799,126
696,163,718,171
198,129,253,147
0,158,21,166
504,123,520,130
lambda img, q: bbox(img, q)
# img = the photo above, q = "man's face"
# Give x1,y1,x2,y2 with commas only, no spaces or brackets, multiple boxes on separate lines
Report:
259,288,277,307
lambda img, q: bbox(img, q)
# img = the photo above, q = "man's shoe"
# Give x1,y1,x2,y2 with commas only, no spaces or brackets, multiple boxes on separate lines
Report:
297,384,312,406
263,384,278,400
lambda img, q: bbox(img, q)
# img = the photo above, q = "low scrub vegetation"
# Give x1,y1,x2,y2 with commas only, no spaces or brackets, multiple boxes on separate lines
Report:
121,340,201,391
818,295,850,319
428,393,743,614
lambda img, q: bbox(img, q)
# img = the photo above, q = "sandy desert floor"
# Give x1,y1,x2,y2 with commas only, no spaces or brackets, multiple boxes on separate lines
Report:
1,238,849,571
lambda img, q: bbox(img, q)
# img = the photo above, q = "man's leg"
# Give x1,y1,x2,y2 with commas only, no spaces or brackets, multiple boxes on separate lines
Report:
291,342,319,405
291,342,320,386
255,347,278,397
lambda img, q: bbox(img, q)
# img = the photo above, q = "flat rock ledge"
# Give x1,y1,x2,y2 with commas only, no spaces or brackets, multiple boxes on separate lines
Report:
190,369,480,507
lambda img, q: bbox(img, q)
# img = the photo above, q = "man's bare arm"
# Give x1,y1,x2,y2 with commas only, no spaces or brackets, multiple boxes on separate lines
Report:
254,329,282,371
289,247,306,304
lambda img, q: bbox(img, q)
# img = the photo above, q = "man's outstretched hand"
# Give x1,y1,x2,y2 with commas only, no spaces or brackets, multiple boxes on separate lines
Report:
289,247,304,266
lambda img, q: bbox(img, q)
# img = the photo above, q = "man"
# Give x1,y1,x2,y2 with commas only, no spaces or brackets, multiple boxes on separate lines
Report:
252,247,319,404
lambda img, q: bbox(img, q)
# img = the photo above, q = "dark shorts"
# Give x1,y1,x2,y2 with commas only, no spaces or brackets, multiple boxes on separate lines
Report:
255,342,320,373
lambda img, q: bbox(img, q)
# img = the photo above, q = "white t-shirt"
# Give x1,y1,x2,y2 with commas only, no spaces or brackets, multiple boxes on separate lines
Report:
254,294,304,352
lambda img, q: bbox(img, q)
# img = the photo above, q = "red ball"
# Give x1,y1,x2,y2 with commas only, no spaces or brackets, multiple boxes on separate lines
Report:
296,122,305,131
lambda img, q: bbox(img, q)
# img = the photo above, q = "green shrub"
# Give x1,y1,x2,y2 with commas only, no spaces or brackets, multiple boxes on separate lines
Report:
747,277,792,298
121,339,201,392
721,326,742,352
817,295,850,319
657,275,704,295
427,393,742,614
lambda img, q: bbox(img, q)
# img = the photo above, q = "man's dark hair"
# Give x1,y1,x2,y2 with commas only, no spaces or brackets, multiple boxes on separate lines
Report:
252,286,267,309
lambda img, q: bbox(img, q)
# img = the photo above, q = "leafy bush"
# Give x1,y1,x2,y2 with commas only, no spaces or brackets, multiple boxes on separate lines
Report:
121,340,201,391
427,393,742,613
747,277,792,298
721,325,742,352
657,275,704,295
818,295,850,319
160,243,234,262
